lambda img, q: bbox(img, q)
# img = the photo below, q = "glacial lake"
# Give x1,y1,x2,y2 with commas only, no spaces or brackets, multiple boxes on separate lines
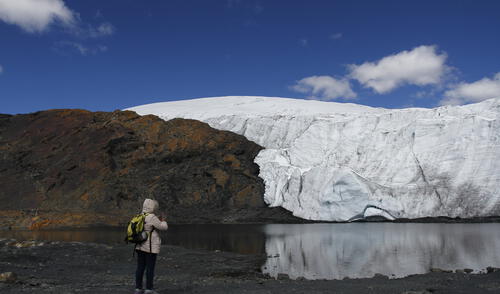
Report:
2,223,500,280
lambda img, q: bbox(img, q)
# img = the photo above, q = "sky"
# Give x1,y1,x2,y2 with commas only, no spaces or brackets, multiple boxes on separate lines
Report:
0,0,499,114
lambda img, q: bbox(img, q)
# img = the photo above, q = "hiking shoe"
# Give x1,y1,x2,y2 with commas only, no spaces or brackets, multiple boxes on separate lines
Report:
144,290,159,294
134,289,144,294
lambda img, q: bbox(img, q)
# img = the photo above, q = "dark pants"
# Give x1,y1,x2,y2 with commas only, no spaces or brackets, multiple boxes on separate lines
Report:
135,250,157,290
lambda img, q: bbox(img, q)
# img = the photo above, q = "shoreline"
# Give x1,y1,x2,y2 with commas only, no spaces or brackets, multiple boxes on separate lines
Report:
2,238,500,293
4,215,500,231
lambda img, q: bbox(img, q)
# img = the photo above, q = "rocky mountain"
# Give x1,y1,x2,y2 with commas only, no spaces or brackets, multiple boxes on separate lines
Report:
128,96,500,221
0,109,298,229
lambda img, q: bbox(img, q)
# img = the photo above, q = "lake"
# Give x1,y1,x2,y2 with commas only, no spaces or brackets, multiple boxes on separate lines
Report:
2,223,500,280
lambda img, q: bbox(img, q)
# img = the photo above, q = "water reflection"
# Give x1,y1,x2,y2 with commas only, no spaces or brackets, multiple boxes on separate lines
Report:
262,223,500,279
0,224,267,254
3,223,500,280
0,229,125,244
164,224,265,254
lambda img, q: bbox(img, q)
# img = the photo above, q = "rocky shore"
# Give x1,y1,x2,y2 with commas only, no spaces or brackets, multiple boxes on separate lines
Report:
1,238,500,294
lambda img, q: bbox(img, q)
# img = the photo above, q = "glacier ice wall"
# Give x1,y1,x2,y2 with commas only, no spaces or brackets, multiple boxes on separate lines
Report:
128,96,500,221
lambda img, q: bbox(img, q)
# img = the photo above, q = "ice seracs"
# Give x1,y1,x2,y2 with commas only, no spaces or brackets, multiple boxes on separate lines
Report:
127,96,500,221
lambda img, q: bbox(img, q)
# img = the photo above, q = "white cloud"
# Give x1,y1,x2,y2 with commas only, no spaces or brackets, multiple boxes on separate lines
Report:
330,33,342,40
0,0,115,39
348,45,448,94
55,41,107,56
292,75,357,101
441,73,500,105
89,22,114,38
412,87,442,100
0,0,76,33
0,64,3,74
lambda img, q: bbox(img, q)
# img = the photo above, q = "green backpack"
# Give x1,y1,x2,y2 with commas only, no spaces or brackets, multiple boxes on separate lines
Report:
125,212,149,244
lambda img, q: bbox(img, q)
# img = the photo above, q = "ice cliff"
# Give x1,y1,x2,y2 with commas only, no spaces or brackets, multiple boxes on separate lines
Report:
127,96,500,221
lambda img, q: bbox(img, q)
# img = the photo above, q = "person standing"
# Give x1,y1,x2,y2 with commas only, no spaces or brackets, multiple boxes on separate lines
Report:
134,198,168,294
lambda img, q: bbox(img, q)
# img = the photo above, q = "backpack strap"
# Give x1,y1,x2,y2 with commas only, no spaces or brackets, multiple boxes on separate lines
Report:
149,227,154,253
144,212,154,253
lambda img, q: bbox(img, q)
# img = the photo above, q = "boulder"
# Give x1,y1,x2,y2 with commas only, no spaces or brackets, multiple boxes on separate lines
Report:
0,272,17,283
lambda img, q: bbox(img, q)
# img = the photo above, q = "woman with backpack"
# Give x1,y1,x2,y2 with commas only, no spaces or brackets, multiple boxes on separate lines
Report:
134,198,168,294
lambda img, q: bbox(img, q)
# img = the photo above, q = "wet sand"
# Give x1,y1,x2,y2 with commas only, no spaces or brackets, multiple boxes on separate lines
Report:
1,238,500,294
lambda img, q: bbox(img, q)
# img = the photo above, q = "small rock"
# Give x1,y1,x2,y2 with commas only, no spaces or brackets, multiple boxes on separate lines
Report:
464,268,474,273
10,240,43,248
0,272,17,283
373,273,388,279
430,268,452,273
487,267,500,273
276,273,289,280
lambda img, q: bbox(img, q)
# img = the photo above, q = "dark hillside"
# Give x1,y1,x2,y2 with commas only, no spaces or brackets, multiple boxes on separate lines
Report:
0,109,298,229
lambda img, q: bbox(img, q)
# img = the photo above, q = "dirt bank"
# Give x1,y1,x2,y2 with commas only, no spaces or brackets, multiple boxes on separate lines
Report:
1,238,500,294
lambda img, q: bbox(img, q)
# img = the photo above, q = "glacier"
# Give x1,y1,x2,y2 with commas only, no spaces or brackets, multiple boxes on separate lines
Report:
127,96,500,221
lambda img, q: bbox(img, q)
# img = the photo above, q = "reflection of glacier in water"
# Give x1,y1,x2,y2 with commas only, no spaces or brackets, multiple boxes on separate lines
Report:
262,223,500,280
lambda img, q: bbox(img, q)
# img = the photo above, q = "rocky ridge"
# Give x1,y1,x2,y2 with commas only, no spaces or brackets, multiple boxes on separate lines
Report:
0,109,298,229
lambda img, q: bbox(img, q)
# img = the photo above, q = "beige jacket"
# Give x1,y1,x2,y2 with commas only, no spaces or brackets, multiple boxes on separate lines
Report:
136,199,168,254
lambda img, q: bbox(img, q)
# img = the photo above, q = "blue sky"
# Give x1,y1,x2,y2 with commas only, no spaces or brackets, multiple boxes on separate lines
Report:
0,0,499,114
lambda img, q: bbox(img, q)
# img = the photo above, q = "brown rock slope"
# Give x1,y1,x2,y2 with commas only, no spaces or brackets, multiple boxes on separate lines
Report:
0,110,298,229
